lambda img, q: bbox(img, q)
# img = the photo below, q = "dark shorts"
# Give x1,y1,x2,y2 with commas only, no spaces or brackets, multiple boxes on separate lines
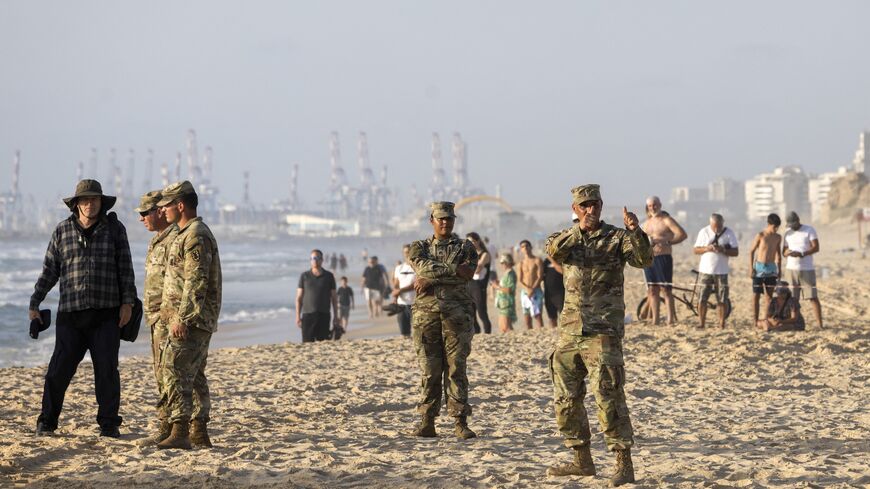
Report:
339,305,350,320
644,255,673,289
752,275,777,295
301,312,331,343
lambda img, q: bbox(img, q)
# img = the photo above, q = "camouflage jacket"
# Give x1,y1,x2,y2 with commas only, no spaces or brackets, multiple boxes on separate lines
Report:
408,233,478,314
143,224,178,328
545,222,652,337
161,217,222,333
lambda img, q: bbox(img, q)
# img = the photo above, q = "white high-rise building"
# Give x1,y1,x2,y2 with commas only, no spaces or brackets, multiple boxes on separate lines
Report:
808,167,850,222
745,166,809,221
853,131,868,174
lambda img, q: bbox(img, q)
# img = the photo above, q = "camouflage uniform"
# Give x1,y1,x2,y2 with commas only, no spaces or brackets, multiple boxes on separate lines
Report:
544,185,652,452
158,182,222,426
136,191,178,422
408,203,478,418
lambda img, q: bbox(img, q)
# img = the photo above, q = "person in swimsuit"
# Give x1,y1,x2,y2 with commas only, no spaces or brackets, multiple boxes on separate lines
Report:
749,214,782,323
517,240,545,329
492,253,517,333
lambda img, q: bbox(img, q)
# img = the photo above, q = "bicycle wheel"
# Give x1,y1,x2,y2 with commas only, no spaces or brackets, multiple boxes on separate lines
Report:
636,297,665,321
705,298,733,320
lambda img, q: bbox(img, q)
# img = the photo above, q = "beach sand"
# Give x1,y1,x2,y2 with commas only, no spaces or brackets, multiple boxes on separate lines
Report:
1,227,868,488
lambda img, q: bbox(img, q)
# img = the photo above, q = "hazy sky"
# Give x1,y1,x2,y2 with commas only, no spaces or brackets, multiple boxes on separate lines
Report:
2,1,869,211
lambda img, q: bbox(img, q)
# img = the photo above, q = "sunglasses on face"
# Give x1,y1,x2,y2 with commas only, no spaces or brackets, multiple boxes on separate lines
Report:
311,256,322,261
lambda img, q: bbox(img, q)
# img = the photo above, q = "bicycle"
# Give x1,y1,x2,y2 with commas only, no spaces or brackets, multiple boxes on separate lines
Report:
636,269,732,321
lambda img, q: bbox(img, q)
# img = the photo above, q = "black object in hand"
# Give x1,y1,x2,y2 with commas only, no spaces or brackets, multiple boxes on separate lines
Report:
29,310,52,339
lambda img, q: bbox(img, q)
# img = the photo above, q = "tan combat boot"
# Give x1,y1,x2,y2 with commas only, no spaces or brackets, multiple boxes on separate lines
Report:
156,422,192,450
411,414,436,437
610,448,635,486
547,446,596,477
137,419,171,447
190,419,213,448
454,416,477,440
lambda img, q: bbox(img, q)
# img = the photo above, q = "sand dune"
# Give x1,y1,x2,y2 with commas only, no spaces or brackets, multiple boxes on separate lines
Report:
1,247,868,488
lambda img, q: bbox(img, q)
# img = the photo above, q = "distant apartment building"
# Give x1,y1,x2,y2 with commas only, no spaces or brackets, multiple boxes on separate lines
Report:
708,177,746,219
853,130,868,174
808,167,851,222
744,166,810,222
670,186,707,204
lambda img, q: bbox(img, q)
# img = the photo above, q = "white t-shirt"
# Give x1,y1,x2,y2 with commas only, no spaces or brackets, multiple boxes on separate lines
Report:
394,262,416,306
783,224,819,271
694,225,739,275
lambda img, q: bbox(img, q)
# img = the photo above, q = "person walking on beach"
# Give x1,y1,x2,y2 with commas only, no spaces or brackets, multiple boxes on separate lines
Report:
29,179,137,438
641,196,687,325
492,253,517,333
391,245,416,338
517,240,545,329
362,256,389,318
693,213,739,329
135,190,180,446
339,254,348,273
542,255,564,328
329,253,338,271
782,212,823,328
466,232,493,334
336,277,354,338
296,249,340,343
545,184,652,486
749,213,782,324
156,181,222,449
408,201,479,439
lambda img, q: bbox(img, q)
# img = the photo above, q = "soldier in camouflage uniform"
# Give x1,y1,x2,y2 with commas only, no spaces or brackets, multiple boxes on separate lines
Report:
408,202,479,439
155,181,222,450
544,185,652,486
134,190,179,446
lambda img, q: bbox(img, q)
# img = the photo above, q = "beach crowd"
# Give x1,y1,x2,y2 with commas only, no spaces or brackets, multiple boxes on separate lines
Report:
23,177,826,486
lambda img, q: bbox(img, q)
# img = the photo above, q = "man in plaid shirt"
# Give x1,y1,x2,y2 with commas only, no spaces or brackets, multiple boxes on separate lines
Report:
29,179,137,438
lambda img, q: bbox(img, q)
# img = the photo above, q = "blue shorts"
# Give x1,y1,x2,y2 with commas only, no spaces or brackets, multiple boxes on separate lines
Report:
644,255,673,289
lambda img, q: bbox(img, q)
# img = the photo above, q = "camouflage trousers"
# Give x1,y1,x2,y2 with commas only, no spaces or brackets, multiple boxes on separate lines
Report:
412,305,474,418
549,333,634,451
150,323,168,421
161,326,212,425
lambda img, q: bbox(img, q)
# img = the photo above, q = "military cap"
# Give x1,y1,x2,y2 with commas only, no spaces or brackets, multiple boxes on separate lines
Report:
135,190,163,213
571,184,602,205
62,179,116,212
430,201,457,219
156,180,196,207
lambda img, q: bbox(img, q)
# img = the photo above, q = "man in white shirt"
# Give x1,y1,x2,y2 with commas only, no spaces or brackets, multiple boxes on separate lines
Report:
392,245,417,338
693,213,739,328
782,212,822,328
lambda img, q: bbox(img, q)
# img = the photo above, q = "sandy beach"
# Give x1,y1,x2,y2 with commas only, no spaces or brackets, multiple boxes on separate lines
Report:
1,227,869,488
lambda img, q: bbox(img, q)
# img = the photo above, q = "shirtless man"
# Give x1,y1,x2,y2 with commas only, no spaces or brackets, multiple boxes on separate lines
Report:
749,213,782,324
641,196,687,325
517,240,545,329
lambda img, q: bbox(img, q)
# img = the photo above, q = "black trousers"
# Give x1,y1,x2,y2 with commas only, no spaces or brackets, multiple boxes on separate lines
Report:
396,304,412,337
301,312,331,343
469,281,492,334
38,319,122,430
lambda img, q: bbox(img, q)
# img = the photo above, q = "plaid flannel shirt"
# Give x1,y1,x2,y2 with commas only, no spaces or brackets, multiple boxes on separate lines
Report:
30,214,137,312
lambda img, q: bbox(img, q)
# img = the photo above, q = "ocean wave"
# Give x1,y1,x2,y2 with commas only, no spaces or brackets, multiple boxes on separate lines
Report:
220,307,293,324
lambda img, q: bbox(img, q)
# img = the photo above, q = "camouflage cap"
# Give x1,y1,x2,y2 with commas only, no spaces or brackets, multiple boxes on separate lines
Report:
135,190,162,213
430,201,457,219
571,184,602,205
156,180,196,207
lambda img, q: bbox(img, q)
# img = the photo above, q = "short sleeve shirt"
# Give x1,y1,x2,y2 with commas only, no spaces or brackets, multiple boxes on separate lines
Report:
362,264,386,290
298,269,336,314
337,286,353,307
393,262,417,306
783,225,818,271
694,226,739,275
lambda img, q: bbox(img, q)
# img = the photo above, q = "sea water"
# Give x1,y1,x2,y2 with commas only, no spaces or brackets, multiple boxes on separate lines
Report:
0,234,403,368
